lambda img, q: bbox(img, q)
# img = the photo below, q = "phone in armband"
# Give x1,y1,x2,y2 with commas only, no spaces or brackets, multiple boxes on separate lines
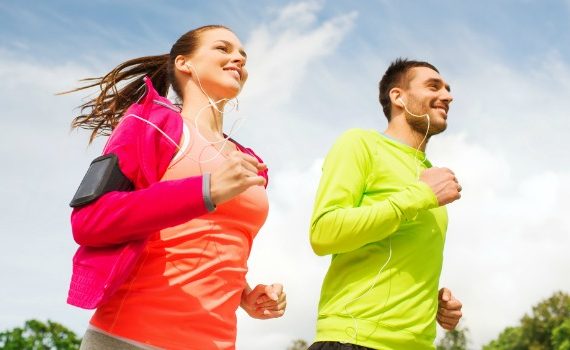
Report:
69,153,134,208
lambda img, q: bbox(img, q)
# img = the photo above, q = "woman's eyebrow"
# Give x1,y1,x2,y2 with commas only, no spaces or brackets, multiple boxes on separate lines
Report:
214,40,247,58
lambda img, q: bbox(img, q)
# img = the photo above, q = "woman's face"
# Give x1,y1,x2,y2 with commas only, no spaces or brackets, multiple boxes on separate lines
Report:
187,28,248,100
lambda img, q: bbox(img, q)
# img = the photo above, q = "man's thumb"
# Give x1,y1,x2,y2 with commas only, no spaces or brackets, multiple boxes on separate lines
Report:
440,288,451,302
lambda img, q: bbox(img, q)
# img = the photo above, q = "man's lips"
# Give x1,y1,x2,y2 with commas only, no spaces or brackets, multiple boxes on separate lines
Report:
433,105,449,115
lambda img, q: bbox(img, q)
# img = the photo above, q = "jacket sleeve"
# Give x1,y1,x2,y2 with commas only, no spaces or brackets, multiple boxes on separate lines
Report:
71,176,208,247
70,106,210,247
309,130,438,256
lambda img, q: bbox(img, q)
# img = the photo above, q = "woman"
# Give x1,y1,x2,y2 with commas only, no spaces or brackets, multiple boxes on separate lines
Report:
66,25,286,350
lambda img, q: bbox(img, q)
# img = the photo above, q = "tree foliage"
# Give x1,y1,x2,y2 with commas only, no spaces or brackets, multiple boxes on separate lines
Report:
551,319,570,350
0,319,81,350
484,291,570,350
436,327,469,350
287,339,308,350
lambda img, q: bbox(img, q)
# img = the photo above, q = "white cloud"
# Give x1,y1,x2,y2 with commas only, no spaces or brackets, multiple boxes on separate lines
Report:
439,37,570,178
240,1,357,108
387,30,570,347
273,0,324,27
0,1,359,347
0,54,100,334
225,1,358,174
236,130,570,349
237,159,326,349
430,134,570,348
2,1,570,349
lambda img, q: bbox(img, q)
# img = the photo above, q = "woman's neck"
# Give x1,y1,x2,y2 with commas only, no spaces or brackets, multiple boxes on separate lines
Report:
180,90,227,139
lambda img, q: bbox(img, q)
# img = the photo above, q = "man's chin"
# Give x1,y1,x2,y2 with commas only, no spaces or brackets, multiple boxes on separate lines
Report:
408,117,446,136
429,122,447,136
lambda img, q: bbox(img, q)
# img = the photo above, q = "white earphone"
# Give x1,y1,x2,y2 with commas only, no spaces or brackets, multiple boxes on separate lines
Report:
341,95,435,343
180,60,246,162
397,97,429,119
397,96,405,106
184,61,219,109
185,61,194,73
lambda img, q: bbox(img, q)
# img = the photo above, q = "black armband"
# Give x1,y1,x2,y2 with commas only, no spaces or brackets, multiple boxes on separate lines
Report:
69,154,134,208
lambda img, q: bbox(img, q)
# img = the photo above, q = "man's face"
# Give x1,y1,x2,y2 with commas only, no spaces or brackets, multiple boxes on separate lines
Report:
402,67,453,136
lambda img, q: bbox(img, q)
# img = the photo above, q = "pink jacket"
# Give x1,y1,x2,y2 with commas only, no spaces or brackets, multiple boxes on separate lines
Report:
68,77,210,308
68,78,268,309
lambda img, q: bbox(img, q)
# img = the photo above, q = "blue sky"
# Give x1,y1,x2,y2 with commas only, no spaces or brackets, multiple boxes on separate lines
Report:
3,1,569,67
1,1,570,349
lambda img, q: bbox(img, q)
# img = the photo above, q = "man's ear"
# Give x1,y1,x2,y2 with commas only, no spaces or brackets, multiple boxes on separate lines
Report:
389,88,404,107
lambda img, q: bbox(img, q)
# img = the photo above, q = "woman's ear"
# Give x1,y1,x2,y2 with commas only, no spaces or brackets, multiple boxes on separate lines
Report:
174,55,192,75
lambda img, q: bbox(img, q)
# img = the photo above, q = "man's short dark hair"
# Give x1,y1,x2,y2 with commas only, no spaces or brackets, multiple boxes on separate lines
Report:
378,58,439,121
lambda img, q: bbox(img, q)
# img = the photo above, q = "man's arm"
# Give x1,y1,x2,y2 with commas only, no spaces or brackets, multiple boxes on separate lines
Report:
309,129,438,256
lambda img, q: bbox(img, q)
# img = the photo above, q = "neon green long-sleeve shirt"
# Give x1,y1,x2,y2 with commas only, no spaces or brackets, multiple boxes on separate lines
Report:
310,129,448,350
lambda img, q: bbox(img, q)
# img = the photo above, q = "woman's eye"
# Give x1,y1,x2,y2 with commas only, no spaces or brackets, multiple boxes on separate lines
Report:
216,46,229,52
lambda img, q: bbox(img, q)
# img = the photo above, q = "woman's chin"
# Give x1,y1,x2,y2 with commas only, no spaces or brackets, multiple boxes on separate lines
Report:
220,84,242,100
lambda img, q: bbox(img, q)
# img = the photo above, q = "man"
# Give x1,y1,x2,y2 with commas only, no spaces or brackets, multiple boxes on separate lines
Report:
308,58,463,350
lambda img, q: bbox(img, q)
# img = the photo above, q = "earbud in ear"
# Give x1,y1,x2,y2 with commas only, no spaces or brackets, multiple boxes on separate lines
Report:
396,97,406,107
185,62,194,73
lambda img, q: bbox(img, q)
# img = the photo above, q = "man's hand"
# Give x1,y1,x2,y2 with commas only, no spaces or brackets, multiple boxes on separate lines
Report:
240,284,287,319
437,287,463,330
420,167,462,206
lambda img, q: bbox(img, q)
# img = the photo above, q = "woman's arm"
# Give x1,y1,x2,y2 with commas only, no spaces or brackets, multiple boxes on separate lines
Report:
71,175,208,247
72,150,268,247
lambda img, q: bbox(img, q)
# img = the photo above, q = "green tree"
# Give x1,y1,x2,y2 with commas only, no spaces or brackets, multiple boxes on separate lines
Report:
436,327,469,350
483,327,525,350
552,319,570,350
287,339,308,350
483,291,570,350
0,319,81,350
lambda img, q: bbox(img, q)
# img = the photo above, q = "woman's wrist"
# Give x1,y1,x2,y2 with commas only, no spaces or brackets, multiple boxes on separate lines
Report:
202,173,216,212
240,284,252,307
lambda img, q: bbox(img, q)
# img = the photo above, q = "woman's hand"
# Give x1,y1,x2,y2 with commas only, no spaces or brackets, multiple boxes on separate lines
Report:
210,151,267,205
240,283,286,319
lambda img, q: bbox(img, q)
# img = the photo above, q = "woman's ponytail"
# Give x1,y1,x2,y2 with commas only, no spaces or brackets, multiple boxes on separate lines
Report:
64,24,230,144
63,54,169,143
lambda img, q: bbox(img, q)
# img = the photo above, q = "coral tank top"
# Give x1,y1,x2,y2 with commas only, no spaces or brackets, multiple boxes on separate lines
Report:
91,121,269,350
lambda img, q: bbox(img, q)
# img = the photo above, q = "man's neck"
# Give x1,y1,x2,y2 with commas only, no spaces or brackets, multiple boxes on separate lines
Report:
383,116,430,152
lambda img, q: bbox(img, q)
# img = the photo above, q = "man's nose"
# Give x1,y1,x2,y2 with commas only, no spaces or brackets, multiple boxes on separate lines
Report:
442,89,453,103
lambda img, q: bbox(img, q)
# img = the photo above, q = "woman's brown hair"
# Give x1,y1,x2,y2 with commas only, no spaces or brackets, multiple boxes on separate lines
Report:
62,25,229,143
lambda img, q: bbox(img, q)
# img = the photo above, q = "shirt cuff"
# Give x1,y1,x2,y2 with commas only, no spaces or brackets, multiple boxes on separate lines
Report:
202,173,216,212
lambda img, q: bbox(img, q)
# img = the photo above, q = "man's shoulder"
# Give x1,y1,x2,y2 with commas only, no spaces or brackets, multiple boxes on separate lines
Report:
324,128,383,165
337,128,379,141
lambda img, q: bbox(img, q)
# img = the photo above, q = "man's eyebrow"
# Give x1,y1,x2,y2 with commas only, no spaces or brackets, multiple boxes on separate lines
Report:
425,78,451,92
215,40,247,58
